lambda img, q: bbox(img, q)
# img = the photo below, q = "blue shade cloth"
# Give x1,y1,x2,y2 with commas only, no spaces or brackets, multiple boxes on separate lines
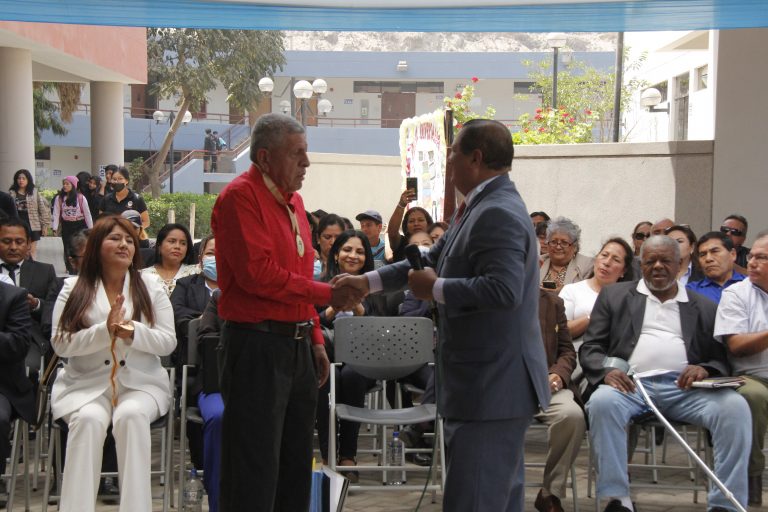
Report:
1,0,767,32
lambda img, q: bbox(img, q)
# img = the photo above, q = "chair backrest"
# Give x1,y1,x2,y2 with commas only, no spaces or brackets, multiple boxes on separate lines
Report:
187,317,201,367
333,316,434,381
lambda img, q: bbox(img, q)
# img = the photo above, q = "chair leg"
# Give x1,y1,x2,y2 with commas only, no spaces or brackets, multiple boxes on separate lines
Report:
41,424,58,512
164,414,174,512
23,424,31,511
7,419,21,511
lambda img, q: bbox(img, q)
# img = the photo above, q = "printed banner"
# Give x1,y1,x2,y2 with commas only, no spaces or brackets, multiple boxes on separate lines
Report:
399,110,447,222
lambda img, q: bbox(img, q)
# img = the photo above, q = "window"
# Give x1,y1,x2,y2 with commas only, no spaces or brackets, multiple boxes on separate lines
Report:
513,81,535,95
696,65,708,90
653,81,669,102
353,81,444,94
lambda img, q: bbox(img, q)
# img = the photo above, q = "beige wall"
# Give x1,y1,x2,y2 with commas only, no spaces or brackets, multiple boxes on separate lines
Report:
302,140,714,257
712,28,768,245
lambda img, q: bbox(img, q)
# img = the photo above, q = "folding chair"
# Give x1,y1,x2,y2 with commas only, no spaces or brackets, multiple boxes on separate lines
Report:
42,367,175,512
2,418,31,511
329,316,444,495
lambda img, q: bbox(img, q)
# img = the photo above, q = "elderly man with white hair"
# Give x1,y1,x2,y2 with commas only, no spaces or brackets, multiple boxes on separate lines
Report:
580,235,750,512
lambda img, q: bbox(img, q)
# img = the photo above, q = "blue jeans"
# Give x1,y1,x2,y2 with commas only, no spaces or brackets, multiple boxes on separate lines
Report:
586,372,750,509
198,392,224,512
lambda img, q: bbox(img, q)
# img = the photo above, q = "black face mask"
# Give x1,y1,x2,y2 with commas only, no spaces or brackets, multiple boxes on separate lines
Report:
112,183,126,192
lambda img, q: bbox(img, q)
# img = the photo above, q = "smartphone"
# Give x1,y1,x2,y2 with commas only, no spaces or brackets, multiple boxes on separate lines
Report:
542,281,557,290
406,177,418,200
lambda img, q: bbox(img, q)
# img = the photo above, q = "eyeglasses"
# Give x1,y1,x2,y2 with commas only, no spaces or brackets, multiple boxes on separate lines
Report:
547,239,573,249
633,232,651,241
747,253,768,264
720,226,745,237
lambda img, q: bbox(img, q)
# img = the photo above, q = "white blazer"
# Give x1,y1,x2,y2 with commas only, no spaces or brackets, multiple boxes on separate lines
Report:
51,273,177,420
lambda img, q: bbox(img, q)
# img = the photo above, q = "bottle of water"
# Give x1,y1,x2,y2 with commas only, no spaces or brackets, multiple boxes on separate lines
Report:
387,431,405,485
182,468,204,512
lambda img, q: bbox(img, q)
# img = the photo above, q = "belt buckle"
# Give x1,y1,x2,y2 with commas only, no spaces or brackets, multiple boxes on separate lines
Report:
293,322,310,340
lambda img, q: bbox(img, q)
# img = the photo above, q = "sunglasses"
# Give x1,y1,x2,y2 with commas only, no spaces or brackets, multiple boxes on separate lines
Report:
720,226,745,237
633,232,651,241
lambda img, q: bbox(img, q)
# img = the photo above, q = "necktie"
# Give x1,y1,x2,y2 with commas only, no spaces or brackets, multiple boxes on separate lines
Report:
2,262,19,285
452,202,467,225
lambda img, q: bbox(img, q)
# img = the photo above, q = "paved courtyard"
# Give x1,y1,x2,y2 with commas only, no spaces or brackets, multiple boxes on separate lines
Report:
4,423,760,511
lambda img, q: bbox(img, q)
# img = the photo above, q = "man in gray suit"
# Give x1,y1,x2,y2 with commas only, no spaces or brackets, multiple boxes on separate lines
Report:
336,119,550,511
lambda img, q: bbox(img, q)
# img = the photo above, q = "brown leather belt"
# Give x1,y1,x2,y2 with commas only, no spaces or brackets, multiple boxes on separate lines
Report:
227,320,313,340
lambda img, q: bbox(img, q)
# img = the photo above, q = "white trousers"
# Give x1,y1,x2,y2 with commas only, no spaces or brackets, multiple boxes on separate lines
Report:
60,385,160,512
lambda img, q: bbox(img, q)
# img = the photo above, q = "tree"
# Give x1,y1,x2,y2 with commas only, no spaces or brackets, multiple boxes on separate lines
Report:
33,82,83,152
517,50,647,143
147,28,285,197
442,77,496,135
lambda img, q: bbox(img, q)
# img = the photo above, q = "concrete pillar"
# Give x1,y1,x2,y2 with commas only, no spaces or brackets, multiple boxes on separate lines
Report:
90,81,124,174
0,47,35,187
712,28,768,243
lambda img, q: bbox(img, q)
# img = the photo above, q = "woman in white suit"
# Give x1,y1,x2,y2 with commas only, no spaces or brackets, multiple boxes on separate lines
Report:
51,215,176,512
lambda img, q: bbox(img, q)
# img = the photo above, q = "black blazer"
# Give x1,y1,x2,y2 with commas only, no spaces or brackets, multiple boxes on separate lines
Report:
0,282,35,423
16,259,59,362
580,280,726,399
170,273,211,368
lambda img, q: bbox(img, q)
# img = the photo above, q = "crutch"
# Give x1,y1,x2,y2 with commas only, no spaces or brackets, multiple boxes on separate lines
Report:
632,373,747,512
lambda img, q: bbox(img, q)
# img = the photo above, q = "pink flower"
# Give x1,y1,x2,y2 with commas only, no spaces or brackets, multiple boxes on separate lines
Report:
535,108,542,114
538,127,545,132
534,114,542,120
585,109,592,115
456,122,463,129
455,93,462,99
569,117,575,123
471,77,479,83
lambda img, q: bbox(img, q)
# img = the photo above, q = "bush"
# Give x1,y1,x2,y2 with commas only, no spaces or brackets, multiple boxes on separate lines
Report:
144,193,218,238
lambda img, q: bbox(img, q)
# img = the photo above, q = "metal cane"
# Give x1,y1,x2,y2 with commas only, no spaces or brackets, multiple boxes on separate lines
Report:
632,373,747,512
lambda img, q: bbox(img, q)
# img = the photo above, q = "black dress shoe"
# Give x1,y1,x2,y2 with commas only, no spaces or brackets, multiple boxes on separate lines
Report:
603,499,635,512
0,479,7,508
749,474,763,505
405,452,432,466
98,476,120,504
534,489,565,512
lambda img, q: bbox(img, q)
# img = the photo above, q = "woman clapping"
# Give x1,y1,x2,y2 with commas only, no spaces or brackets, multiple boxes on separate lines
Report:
51,216,176,512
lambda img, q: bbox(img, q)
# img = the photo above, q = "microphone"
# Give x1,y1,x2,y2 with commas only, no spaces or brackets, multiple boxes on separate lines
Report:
405,244,425,270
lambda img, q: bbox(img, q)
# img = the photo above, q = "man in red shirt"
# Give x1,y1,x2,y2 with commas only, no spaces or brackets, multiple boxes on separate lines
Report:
212,113,360,512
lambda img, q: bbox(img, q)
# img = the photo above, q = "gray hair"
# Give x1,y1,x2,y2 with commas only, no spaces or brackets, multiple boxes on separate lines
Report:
640,234,681,261
755,230,768,244
68,229,89,257
546,216,581,245
249,113,305,163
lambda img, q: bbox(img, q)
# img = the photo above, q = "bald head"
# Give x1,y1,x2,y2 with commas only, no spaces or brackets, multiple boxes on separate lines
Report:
651,218,674,236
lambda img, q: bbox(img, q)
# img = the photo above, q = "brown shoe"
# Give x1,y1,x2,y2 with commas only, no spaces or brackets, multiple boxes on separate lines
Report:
535,489,565,512
749,474,763,506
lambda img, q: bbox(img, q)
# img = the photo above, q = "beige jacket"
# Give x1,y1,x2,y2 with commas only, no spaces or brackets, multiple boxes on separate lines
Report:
9,189,51,232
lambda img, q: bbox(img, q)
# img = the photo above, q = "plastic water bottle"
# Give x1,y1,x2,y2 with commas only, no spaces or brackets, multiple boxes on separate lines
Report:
387,431,405,485
182,469,204,512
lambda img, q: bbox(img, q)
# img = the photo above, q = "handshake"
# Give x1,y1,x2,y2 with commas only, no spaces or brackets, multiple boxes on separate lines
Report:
328,274,370,311
326,267,439,311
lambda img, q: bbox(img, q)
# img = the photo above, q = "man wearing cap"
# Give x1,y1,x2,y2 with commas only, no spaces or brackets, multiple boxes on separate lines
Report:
356,210,387,267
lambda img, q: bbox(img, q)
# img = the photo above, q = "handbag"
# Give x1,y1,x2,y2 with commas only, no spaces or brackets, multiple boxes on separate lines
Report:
32,354,60,431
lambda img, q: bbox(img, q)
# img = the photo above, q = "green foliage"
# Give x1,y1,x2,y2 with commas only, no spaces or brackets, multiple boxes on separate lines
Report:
144,193,218,238
516,51,648,143
39,189,59,203
127,157,145,188
443,77,496,135
33,84,66,152
513,107,596,145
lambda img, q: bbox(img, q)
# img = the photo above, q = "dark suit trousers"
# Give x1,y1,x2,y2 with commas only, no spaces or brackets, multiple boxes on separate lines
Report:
0,394,12,475
443,417,531,512
219,323,317,512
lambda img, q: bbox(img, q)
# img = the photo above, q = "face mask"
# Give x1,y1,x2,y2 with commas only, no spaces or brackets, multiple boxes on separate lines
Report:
112,182,126,192
202,256,217,281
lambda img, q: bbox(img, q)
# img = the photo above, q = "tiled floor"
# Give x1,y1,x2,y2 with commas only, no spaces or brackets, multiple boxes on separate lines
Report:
5,424,761,511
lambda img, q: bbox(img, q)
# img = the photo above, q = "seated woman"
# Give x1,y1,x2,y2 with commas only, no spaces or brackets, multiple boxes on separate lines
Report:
558,237,634,392
315,230,377,480
386,188,433,263
664,224,704,285
314,214,346,280
540,216,593,291
142,223,198,297
51,216,176,512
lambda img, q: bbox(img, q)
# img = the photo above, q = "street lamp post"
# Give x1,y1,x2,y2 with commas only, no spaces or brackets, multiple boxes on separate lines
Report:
152,109,192,193
257,77,275,121
292,78,331,128
547,33,567,110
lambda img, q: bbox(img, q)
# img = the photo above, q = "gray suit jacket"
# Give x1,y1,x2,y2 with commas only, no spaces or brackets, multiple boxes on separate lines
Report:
378,174,550,421
579,280,727,399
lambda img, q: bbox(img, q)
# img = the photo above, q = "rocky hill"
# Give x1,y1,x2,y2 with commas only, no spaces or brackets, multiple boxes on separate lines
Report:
284,31,617,52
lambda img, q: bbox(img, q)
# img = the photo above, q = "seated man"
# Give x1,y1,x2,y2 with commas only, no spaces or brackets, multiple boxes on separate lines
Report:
687,231,746,304
581,235,750,512
0,218,59,371
720,214,750,271
714,231,768,505
0,282,34,507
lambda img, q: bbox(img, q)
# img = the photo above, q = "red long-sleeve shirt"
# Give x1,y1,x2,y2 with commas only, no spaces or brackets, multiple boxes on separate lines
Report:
211,164,330,345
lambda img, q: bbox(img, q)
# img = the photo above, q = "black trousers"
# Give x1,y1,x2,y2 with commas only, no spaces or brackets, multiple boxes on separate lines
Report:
219,323,317,512
0,394,13,476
